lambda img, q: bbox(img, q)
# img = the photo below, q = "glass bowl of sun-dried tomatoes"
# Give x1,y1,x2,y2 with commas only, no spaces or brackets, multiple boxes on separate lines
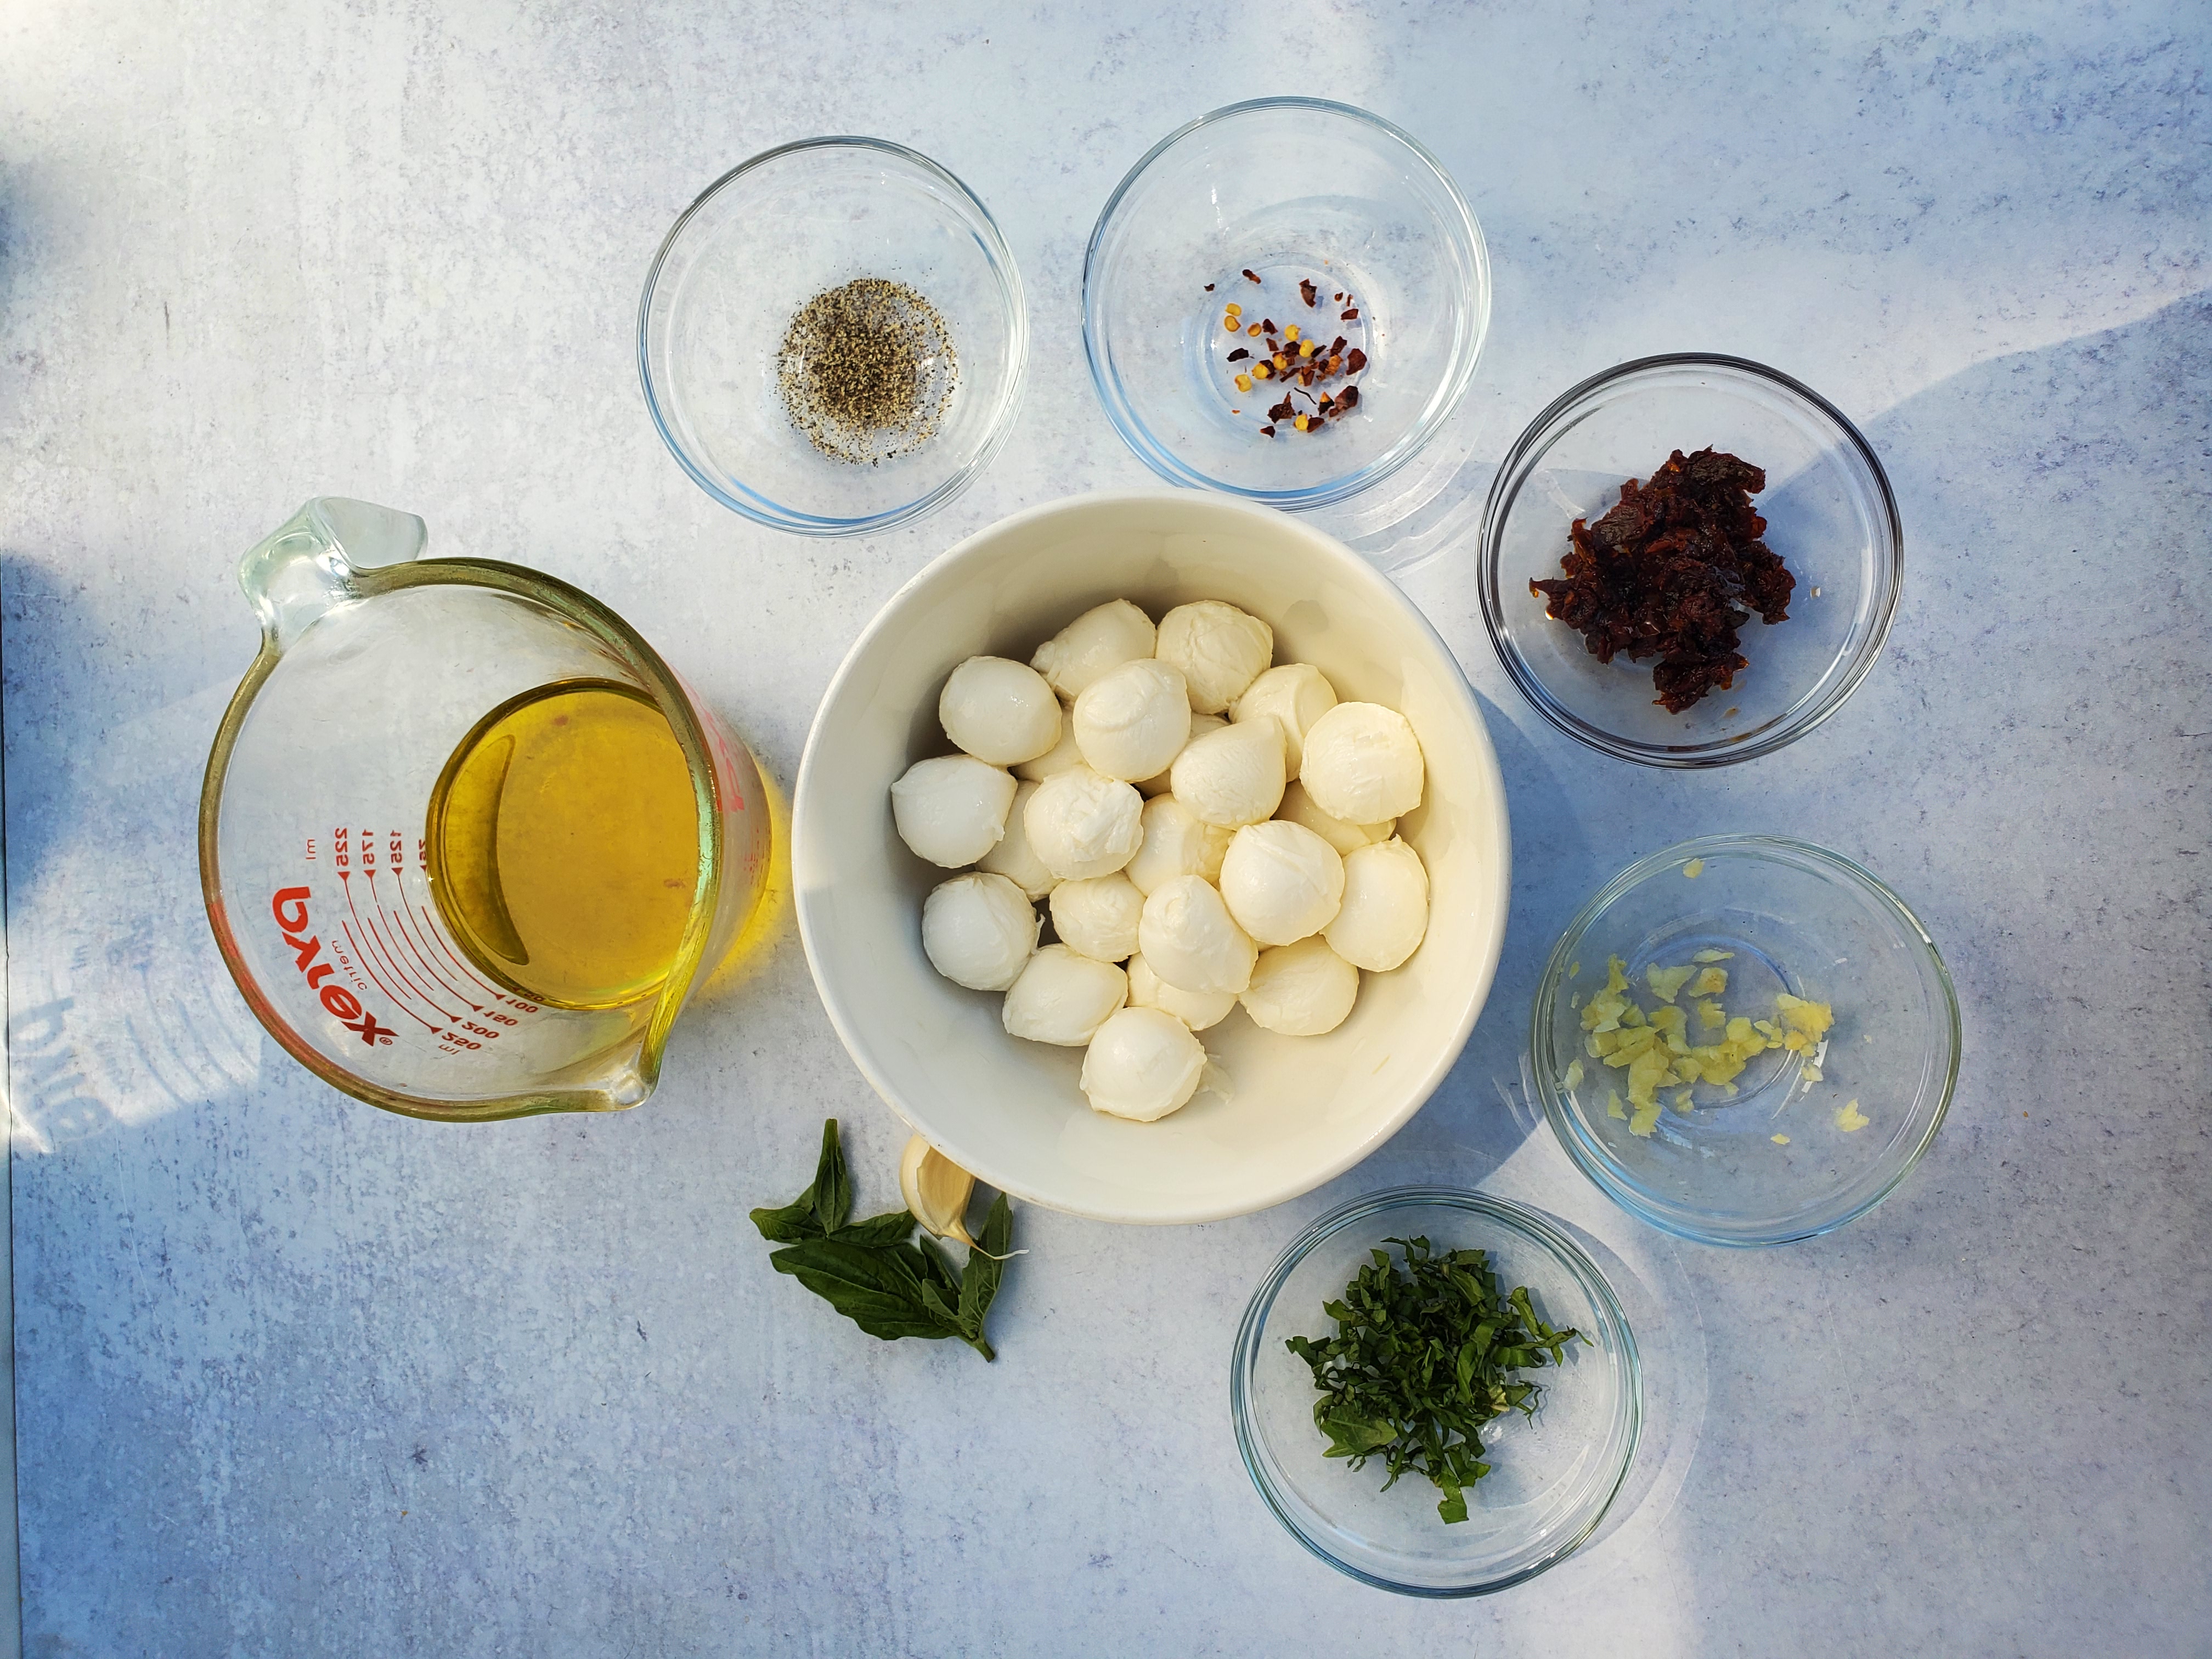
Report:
1084,98,1490,512
1477,355,1901,766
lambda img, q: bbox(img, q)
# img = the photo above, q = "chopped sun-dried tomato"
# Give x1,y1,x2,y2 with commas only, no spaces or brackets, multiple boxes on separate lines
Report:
1528,448,1794,714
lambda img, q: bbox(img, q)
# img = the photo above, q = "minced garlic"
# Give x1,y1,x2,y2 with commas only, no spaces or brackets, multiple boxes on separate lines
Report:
1579,954,1835,1137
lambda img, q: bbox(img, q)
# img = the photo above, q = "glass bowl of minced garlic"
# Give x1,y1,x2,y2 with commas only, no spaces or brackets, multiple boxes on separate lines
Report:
1531,834,1959,1246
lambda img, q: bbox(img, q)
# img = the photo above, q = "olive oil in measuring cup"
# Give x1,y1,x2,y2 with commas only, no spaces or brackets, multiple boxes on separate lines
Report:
425,679,700,1010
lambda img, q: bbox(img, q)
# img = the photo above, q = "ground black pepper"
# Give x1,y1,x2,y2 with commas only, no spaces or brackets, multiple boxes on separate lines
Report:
775,278,956,465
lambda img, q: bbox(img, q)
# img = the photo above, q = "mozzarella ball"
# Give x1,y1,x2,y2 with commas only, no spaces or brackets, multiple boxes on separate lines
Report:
1170,716,1286,828
976,780,1056,898
891,754,1016,867
1138,712,1224,796
1155,600,1274,713
939,656,1062,766
1012,718,1085,783
920,872,1038,991
1024,766,1144,881
1031,599,1156,699
1232,663,1338,776
1298,702,1425,823
1126,952,1237,1032
1080,1007,1207,1121
1125,795,1233,895
1002,945,1128,1046
1241,937,1360,1036
1072,659,1192,782
1218,820,1346,946
1324,837,1430,972
1137,875,1256,997
1049,873,1144,963
1276,778,1393,856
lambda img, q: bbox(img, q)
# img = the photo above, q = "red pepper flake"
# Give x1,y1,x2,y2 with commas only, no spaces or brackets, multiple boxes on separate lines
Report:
1217,259,1367,438
1203,283,1215,292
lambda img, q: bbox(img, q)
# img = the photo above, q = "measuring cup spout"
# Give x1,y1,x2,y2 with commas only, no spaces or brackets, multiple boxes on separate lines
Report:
238,498,427,651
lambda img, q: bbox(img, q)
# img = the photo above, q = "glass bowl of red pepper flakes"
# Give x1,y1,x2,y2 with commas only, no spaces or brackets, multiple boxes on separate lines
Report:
1477,355,1903,766
1083,98,1490,512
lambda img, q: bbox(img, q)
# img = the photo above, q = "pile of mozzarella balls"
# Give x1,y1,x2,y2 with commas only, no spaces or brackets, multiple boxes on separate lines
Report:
890,599,1430,1124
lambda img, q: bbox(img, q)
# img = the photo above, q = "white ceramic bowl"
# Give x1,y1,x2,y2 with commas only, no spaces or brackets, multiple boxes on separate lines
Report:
792,493,1510,1223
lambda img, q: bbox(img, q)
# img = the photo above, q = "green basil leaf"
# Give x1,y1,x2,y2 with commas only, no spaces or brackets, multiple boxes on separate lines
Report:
958,1193,1011,1330
749,1198,825,1243
809,1118,853,1235
836,1210,918,1248
768,1238,952,1343
751,1120,1015,1362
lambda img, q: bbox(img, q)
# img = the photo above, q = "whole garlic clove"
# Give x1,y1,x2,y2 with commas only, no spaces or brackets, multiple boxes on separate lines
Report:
899,1134,978,1245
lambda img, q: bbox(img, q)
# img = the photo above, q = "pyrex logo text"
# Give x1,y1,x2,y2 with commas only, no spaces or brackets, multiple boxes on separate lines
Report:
272,886,397,1045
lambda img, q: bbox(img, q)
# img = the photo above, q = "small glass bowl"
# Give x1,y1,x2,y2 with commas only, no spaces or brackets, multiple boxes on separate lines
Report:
1532,836,1959,1247
1479,355,1901,765
1084,99,1489,511
1232,1188,1640,1596
638,138,1028,537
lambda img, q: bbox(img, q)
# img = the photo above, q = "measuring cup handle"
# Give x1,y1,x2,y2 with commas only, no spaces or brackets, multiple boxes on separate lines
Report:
238,497,428,650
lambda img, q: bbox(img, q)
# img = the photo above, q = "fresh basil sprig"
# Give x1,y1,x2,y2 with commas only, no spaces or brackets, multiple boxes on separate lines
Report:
1286,1234,1581,1523
750,1119,1011,1361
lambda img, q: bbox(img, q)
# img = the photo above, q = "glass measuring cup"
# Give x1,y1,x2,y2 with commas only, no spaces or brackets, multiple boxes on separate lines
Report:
199,498,770,1121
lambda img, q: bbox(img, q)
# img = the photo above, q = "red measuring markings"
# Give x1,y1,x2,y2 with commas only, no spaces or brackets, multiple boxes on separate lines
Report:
373,870,519,1045
337,867,448,1034
270,887,398,1045
371,866,484,1016
411,901,544,1017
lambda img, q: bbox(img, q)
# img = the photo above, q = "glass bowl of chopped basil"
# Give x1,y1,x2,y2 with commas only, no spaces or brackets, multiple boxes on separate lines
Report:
1532,835,1960,1246
639,138,1028,536
1477,354,1903,766
1232,1188,1640,1596
1084,98,1489,512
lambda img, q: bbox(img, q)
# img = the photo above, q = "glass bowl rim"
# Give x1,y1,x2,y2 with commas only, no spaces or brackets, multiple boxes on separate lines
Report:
1081,95,1491,511
1230,1184,1643,1597
1476,351,1904,767
1530,832,1961,1247
636,134,1030,538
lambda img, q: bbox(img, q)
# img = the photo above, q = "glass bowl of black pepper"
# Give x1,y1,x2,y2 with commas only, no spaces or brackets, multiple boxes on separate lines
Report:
1084,98,1489,511
640,138,1028,537
1477,354,1903,766
1231,1187,1641,1596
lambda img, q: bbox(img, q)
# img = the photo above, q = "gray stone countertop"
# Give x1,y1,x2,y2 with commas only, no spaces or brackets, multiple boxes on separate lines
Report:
3,3,2206,1653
